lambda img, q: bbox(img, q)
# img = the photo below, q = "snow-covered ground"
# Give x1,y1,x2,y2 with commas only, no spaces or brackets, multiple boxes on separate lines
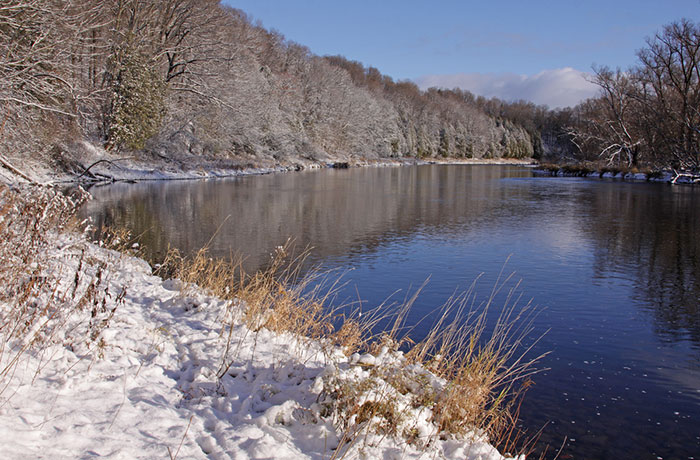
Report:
0,139,535,186
0,225,518,459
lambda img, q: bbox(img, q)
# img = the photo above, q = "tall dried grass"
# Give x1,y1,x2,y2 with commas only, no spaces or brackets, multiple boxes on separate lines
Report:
407,273,546,453
155,240,372,373
155,240,545,456
320,274,546,457
0,184,123,399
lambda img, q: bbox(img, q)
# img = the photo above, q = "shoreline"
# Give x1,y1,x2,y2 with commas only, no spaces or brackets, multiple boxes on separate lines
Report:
0,140,535,187
64,156,536,187
0,184,531,460
533,163,700,185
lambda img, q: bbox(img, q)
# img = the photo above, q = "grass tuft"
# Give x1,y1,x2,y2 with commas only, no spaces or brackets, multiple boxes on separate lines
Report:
320,274,546,456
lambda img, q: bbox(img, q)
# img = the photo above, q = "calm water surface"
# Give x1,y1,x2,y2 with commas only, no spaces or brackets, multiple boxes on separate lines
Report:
80,165,700,459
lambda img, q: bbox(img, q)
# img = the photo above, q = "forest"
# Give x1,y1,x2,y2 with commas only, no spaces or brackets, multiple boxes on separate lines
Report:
1,0,698,176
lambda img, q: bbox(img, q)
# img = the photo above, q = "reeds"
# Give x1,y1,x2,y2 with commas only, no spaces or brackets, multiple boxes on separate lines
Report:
154,240,374,376
407,274,546,453
156,242,346,342
319,274,546,457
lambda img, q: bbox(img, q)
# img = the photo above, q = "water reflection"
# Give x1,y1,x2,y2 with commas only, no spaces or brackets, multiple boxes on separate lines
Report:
80,165,700,459
82,167,700,350
82,166,531,271
584,184,700,349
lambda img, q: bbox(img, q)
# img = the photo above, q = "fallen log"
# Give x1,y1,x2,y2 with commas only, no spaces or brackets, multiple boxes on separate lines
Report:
74,157,134,182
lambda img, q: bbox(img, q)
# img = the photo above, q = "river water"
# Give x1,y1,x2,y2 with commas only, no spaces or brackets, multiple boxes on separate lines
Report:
80,164,700,459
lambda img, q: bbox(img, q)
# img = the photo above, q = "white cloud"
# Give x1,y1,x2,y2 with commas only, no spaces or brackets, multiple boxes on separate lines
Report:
414,67,599,108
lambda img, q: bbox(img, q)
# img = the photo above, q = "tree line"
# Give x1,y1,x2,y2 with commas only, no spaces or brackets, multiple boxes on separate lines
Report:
1,1,696,173
487,19,700,171
0,0,533,174
575,19,700,170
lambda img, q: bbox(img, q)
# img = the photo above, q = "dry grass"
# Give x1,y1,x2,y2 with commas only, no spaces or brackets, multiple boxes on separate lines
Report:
92,226,145,257
156,242,333,336
160,239,546,456
155,239,423,360
154,240,376,374
407,275,546,453
121,229,546,457
0,184,125,398
319,273,546,457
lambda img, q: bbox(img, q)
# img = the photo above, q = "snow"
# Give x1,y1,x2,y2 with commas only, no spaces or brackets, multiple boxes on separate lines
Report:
0,230,518,460
1,139,534,186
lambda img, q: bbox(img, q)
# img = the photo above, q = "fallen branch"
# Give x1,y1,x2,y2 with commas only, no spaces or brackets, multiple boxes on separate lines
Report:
0,153,37,184
74,157,134,182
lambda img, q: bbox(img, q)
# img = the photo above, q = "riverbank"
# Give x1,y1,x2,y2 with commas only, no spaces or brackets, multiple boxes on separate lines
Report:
534,162,700,184
0,139,534,186
0,184,531,459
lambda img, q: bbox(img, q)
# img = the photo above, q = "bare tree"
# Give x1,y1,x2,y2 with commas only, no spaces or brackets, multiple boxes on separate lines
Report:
574,67,644,166
0,0,94,177
1,0,540,175
636,19,700,168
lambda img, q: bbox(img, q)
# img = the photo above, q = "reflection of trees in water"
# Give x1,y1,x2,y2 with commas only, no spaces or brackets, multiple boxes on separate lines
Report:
587,184,700,346
82,168,700,348
81,165,528,273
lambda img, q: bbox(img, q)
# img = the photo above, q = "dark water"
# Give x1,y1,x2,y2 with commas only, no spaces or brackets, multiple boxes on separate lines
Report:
80,165,700,459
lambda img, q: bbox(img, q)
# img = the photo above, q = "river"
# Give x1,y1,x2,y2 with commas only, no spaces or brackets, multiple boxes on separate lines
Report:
80,164,700,459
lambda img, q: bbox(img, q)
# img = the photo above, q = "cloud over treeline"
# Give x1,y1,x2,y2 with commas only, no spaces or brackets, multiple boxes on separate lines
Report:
415,67,599,108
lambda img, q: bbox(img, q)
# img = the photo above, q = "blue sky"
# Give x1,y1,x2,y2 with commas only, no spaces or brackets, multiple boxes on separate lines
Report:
223,0,700,108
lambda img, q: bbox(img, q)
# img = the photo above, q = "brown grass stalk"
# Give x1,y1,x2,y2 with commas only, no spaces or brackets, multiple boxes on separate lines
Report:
109,225,546,458
0,185,127,399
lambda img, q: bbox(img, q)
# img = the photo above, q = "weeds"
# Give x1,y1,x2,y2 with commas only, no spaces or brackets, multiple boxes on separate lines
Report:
318,275,546,456
410,276,546,452
159,240,545,456
92,225,144,257
0,184,124,398
155,240,366,375
157,242,334,336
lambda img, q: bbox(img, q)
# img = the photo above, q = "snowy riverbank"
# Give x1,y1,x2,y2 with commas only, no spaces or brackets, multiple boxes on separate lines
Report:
0,185,523,460
0,139,534,186
532,163,700,184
